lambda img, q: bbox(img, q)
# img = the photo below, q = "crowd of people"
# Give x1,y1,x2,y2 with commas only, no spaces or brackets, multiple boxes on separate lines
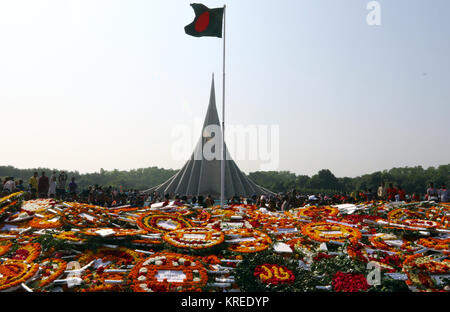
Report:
0,171,145,207
1,173,448,211
144,181,449,212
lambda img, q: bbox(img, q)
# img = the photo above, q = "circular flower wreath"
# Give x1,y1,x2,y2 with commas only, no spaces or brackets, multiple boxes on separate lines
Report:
369,233,414,253
129,252,208,292
301,222,362,244
21,198,56,213
79,269,128,292
296,206,339,220
59,203,112,228
77,247,141,267
387,208,423,221
402,219,442,229
0,260,40,291
137,213,192,234
224,228,272,253
163,227,224,251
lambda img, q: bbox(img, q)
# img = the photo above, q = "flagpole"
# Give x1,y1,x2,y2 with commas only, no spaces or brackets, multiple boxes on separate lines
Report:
220,4,226,209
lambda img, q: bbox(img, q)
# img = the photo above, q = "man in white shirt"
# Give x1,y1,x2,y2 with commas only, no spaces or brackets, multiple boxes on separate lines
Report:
3,177,16,193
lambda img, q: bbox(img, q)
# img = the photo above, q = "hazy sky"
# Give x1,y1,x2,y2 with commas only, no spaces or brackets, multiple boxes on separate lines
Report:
0,0,449,178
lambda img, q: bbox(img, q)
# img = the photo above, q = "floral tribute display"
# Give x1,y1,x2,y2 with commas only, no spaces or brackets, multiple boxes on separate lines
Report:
33,258,67,288
332,271,371,292
77,247,141,267
254,264,295,285
29,213,62,229
225,229,272,253
0,198,448,292
403,254,450,292
0,192,23,219
0,260,40,291
80,228,146,238
137,213,192,233
11,243,41,263
21,199,56,213
59,203,112,228
129,252,208,292
302,222,362,244
295,206,339,220
163,227,224,250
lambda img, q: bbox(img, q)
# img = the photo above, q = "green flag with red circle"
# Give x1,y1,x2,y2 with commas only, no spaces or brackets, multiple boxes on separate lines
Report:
185,3,224,38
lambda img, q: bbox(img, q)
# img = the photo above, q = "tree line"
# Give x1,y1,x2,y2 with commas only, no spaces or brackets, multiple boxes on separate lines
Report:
248,165,450,195
1,164,448,195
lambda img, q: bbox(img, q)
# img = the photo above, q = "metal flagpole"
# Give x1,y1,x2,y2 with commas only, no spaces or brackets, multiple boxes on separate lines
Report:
220,5,226,209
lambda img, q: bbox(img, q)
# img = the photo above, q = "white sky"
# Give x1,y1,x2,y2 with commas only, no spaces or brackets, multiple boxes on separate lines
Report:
0,0,449,177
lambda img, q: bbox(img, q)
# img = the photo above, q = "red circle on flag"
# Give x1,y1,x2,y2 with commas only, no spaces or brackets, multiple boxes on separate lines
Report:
195,11,210,32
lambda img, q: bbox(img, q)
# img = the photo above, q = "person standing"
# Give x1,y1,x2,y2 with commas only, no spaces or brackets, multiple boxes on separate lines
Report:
16,180,25,191
29,172,39,199
57,171,68,200
426,182,438,201
48,175,57,198
68,177,78,200
205,194,214,208
439,184,449,202
38,172,49,198
3,177,16,193
377,182,387,200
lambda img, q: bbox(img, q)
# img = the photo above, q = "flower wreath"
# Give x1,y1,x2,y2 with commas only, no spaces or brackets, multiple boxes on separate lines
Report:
296,206,339,220
59,204,112,228
254,264,295,285
416,237,450,252
10,242,41,263
301,222,362,244
387,208,423,221
80,228,147,238
403,254,450,292
129,252,208,292
34,258,67,288
53,231,87,243
21,198,56,213
77,247,141,267
0,260,39,291
29,213,62,229
401,218,442,229
137,213,192,234
369,233,416,253
224,228,272,253
163,227,224,250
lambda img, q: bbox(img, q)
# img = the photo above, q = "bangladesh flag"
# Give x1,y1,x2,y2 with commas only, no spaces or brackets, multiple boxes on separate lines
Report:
185,3,224,38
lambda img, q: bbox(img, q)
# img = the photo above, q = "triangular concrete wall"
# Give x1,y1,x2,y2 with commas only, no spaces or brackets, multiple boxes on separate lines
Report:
144,76,274,198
